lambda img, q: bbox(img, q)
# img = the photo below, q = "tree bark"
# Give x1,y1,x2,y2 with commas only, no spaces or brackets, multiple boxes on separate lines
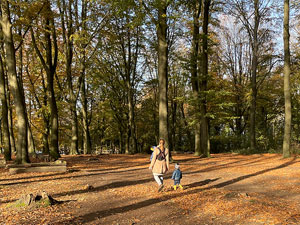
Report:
79,0,92,155
157,0,169,149
0,51,11,160
249,0,259,151
1,0,29,163
31,0,60,159
199,0,211,157
7,92,16,153
27,125,35,154
191,0,202,156
81,76,92,154
59,0,80,155
283,0,291,158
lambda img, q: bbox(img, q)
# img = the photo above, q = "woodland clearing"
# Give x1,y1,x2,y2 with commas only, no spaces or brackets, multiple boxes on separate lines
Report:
1,153,300,225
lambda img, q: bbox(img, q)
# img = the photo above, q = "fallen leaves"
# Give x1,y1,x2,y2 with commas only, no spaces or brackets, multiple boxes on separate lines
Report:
1,153,300,224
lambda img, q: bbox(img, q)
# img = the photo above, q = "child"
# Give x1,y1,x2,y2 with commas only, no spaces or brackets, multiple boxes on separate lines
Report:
150,146,156,162
171,163,183,190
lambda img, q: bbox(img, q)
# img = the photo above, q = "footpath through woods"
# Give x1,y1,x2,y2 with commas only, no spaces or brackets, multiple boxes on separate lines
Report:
1,153,300,224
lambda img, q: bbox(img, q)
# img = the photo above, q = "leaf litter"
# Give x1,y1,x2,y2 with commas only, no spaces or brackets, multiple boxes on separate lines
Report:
1,153,300,224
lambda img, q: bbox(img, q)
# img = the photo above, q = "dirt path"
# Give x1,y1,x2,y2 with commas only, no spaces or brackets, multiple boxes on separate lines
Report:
1,153,300,224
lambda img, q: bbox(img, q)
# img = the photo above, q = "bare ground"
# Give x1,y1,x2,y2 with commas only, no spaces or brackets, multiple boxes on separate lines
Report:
1,153,300,225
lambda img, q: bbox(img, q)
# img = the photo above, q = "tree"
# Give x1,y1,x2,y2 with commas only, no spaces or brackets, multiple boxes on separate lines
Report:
190,0,202,156
58,0,80,155
31,0,60,159
157,0,170,148
0,46,11,160
1,0,29,163
283,0,291,157
77,0,92,154
199,0,211,157
227,0,278,151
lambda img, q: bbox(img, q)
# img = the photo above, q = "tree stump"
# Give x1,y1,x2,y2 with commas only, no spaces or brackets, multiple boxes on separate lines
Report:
18,194,35,206
16,191,58,207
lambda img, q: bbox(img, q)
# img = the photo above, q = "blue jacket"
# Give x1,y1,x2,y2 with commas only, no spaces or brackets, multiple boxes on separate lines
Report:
172,169,182,181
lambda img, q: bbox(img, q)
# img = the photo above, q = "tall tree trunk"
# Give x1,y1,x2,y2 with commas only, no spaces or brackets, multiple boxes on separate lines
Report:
199,0,211,157
31,0,60,159
170,93,177,152
42,129,50,154
60,0,79,155
7,92,16,153
28,67,50,154
125,130,130,154
128,82,137,153
283,0,291,158
191,0,202,156
0,52,11,160
250,0,259,151
157,0,169,149
27,125,35,154
47,7,60,159
42,77,50,154
70,103,79,154
1,0,29,164
67,25,79,155
81,77,92,154
79,0,91,155
180,102,193,151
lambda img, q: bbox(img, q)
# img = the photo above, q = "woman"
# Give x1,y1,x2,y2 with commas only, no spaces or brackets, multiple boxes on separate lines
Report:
149,138,169,192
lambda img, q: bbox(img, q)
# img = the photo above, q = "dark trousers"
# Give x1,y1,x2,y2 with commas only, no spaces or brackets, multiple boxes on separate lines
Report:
174,180,180,185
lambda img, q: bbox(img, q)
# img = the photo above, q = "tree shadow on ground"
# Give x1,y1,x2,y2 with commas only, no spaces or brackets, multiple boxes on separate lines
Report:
53,177,155,198
1,167,151,204
0,166,146,187
61,157,297,224
184,178,220,189
182,155,277,176
0,172,66,182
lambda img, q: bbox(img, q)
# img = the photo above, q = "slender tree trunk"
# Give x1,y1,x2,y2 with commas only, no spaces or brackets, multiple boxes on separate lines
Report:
31,0,59,159
79,0,91,155
27,125,35,154
1,0,29,164
191,0,202,156
42,77,50,154
199,0,211,157
180,102,193,151
0,53,11,160
81,77,92,154
283,0,291,158
250,0,259,151
19,32,34,156
125,130,130,154
42,128,50,154
170,94,177,152
70,103,79,154
157,0,169,148
47,69,59,159
119,129,124,154
7,92,16,153
128,83,137,153
60,0,79,155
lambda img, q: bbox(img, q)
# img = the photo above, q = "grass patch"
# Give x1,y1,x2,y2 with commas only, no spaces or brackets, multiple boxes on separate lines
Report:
6,199,52,209
6,201,27,208
35,199,52,208
249,199,257,204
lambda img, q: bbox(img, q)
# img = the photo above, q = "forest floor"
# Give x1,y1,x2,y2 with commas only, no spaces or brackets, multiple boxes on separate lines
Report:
1,153,300,225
